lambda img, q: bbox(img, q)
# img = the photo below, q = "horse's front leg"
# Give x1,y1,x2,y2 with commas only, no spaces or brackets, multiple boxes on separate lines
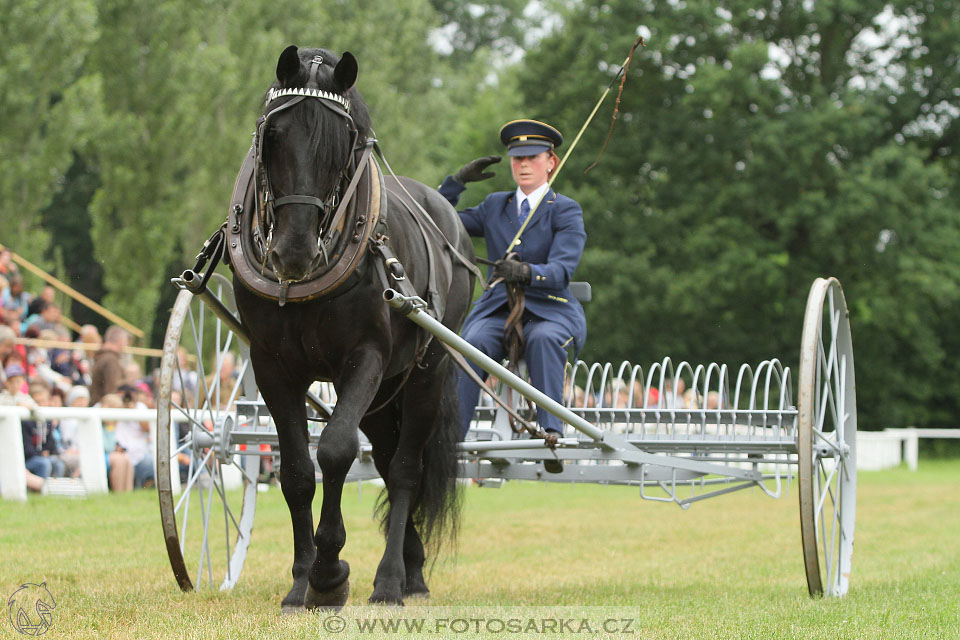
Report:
251,363,315,614
304,348,383,610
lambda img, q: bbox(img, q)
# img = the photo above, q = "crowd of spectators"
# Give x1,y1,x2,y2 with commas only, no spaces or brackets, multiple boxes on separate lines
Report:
0,249,157,494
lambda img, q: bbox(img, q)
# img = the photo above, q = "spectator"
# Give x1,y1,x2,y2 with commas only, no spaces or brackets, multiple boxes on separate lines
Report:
705,391,722,410
134,380,155,410
172,346,198,398
662,378,686,409
24,468,45,493
0,248,17,277
0,363,33,406
58,385,91,478
1,273,30,324
27,330,72,393
72,324,102,386
200,351,239,409
90,325,130,405
98,393,133,491
114,384,154,489
26,284,55,319
22,379,65,479
0,324,16,384
25,301,67,338
122,360,143,387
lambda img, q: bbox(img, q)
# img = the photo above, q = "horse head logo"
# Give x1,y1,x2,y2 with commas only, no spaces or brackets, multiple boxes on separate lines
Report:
7,582,56,636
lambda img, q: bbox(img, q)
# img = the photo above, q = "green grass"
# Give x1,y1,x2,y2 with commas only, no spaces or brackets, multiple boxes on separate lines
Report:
1,462,959,639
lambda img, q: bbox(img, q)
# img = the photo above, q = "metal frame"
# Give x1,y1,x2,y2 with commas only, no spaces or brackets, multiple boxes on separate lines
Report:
156,275,857,597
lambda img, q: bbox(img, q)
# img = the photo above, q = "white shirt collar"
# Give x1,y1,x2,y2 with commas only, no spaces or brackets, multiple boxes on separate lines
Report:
515,182,551,216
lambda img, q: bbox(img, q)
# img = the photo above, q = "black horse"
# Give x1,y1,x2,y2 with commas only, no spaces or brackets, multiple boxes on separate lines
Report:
232,45,474,611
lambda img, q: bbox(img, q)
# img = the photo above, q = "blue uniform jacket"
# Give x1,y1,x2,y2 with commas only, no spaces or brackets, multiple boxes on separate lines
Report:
439,176,587,353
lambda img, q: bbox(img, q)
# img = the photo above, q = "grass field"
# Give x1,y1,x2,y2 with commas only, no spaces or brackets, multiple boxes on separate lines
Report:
1,461,958,639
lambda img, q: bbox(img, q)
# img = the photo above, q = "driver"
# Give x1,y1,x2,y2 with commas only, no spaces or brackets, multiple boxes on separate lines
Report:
438,119,587,443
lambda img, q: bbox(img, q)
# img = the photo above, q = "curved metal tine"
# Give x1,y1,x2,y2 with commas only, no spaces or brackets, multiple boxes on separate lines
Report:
625,363,643,434
644,362,663,434
673,361,697,436
735,362,754,435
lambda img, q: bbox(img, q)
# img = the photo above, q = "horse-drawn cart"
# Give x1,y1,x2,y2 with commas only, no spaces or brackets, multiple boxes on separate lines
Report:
156,272,856,599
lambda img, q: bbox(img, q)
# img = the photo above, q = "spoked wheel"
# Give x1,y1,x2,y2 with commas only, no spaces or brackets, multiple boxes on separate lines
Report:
797,277,857,597
157,273,260,591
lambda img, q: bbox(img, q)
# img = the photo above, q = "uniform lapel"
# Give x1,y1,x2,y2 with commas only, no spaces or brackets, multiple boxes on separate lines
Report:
523,188,555,233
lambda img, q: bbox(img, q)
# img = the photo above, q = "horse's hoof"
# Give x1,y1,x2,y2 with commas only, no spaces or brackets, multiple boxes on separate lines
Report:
281,604,305,616
304,579,350,611
368,584,405,606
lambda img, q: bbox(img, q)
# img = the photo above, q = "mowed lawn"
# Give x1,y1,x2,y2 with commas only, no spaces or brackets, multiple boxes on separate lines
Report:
1,461,958,639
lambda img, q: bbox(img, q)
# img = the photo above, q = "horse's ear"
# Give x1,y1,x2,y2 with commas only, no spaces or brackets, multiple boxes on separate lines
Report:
276,45,301,86
334,51,358,93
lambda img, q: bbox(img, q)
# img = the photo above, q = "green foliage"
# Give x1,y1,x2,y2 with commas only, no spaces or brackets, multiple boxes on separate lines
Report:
2,0,958,428
0,0,100,261
519,0,960,428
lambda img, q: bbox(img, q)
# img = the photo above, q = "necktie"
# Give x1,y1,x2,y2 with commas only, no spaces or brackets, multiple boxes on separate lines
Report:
519,198,530,224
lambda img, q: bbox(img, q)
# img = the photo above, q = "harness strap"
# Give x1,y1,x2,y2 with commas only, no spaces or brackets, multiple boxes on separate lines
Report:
373,142,486,290
273,194,328,208
324,142,375,249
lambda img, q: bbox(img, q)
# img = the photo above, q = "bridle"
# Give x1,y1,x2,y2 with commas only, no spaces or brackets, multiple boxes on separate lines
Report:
253,55,359,269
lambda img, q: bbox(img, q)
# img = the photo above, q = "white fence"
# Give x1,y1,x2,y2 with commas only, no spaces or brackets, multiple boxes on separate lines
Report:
2,406,958,500
857,428,960,471
0,406,184,502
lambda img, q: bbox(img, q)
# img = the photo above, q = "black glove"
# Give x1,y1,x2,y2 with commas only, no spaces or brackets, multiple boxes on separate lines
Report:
493,259,531,285
454,155,501,185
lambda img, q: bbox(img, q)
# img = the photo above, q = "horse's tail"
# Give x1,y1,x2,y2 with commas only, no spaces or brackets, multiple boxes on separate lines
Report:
413,356,462,552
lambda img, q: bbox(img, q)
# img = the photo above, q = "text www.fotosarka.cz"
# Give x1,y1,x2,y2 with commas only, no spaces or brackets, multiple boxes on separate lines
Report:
320,608,638,635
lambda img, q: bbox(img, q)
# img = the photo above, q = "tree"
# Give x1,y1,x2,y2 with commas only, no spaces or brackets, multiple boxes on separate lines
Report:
517,0,960,427
0,0,100,265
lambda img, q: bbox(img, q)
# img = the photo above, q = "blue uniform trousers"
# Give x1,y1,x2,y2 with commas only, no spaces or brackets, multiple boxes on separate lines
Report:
457,309,572,438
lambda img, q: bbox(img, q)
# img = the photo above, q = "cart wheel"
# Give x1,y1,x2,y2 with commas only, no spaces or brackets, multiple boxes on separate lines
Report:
157,274,259,591
797,277,858,597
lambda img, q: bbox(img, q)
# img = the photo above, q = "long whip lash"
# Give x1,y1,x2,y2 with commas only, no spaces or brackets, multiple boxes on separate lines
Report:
501,35,646,259
584,35,645,174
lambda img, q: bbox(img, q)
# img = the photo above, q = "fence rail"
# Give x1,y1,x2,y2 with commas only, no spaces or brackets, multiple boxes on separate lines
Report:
0,406,161,502
2,405,958,501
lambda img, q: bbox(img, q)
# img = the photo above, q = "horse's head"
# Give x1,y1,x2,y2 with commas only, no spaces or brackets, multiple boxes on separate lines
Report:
257,46,371,281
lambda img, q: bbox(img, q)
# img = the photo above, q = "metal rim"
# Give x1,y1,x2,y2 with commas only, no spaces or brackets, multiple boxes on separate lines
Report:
156,274,259,591
797,277,858,597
